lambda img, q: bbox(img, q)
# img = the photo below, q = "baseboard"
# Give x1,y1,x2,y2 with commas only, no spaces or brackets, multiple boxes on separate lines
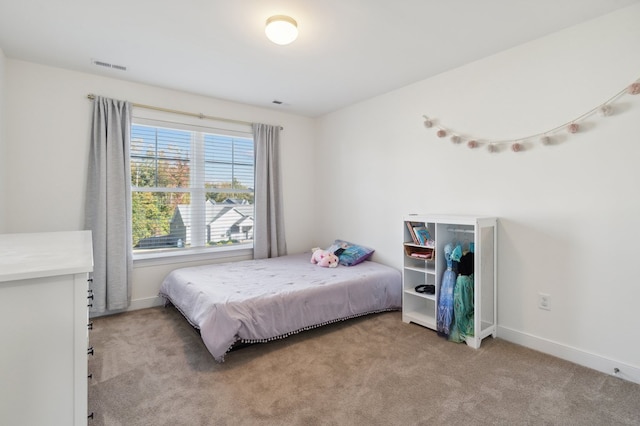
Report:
128,296,165,311
90,296,165,318
497,325,640,385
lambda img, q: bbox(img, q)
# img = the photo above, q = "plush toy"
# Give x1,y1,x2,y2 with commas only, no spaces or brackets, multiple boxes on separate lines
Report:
310,247,339,268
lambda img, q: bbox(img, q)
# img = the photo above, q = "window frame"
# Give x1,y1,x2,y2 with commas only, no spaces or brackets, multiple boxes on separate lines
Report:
130,113,255,262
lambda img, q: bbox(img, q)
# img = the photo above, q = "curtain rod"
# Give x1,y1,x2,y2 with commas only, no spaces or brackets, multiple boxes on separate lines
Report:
86,94,283,130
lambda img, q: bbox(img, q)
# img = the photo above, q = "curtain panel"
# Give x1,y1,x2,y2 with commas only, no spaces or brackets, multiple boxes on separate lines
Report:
85,96,132,313
252,123,287,259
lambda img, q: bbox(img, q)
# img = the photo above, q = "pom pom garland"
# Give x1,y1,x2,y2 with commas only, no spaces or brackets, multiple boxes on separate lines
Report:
567,123,579,134
599,104,613,117
422,77,639,153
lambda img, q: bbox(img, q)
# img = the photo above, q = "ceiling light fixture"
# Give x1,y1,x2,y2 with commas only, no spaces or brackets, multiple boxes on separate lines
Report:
265,15,298,45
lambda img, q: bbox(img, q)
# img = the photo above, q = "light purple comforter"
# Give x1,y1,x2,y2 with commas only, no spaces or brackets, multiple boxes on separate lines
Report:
159,253,401,361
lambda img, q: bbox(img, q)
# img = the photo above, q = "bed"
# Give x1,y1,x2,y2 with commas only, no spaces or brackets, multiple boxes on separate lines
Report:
159,252,402,361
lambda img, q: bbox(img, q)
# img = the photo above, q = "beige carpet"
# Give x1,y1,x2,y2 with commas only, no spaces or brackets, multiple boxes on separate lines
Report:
88,307,640,425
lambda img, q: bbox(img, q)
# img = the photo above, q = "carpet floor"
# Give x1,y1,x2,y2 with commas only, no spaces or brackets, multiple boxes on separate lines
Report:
88,306,640,425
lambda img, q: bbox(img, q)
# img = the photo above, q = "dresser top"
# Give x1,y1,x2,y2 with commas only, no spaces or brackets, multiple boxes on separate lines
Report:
0,231,94,282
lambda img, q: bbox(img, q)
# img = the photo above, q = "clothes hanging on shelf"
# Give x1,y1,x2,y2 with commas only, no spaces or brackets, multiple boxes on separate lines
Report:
450,243,463,263
437,243,458,337
448,248,475,343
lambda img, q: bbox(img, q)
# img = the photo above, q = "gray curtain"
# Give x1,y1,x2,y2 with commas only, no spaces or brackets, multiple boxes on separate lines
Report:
252,123,287,259
85,96,132,313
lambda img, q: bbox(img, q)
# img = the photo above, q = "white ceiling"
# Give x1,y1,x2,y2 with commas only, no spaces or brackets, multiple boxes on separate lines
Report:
1,0,638,117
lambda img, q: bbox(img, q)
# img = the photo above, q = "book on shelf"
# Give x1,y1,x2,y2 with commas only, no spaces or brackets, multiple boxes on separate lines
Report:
413,226,431,246
406,221,419,244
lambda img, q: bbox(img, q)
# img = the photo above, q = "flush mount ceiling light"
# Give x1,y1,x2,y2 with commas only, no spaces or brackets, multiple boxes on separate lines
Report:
265,15,298,45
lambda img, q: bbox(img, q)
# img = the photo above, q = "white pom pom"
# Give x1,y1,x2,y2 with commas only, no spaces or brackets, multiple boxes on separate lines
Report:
599,105,613,117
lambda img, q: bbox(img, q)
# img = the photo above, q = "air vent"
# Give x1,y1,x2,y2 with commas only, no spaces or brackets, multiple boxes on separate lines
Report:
91,59,127,72
272,100,283,105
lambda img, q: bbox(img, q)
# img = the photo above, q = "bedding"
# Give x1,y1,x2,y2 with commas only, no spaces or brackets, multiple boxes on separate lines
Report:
159,252,402,361
327,239,375,266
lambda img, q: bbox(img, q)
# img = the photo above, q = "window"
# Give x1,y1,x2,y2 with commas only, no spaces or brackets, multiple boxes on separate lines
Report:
130,120,254,254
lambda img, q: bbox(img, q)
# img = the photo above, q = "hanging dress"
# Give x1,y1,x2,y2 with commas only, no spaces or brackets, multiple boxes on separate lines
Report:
448,245,475,343
437,243,459,337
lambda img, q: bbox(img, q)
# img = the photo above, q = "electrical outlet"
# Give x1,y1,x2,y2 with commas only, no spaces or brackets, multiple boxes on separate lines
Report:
538,293,551,310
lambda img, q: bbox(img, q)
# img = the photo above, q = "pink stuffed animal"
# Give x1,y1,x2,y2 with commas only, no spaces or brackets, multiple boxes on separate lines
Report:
310,247,339,268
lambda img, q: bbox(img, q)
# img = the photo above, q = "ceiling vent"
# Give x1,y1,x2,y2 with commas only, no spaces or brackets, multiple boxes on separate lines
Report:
91,59,127,71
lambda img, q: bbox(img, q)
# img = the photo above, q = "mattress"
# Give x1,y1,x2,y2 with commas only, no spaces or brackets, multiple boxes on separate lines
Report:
159,252,402,361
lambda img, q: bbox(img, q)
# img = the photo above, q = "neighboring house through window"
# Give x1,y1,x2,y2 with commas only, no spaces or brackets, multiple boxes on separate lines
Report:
130,119,254,255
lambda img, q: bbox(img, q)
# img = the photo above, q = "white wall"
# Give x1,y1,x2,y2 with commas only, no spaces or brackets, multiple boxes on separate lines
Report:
3,60,317,309
0,48,6,233
315,4,640,383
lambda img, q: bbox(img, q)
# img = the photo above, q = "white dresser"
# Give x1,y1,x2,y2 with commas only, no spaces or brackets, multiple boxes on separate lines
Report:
0,231,94,425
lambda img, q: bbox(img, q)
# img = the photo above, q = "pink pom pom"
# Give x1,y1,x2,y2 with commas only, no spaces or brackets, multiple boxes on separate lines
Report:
599,105,613,116
567,123,579,134
450,135,461,144
423,119,433,128
437,129,447,138
511,142,522,152
628,82,640,95
467,140,478,149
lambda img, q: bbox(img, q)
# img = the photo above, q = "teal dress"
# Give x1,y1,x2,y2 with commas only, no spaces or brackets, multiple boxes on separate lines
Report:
448,248,474,343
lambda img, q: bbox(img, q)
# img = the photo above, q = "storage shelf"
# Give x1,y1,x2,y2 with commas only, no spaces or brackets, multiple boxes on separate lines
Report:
402,215,497,349
404,288,436,301
403,244,435,261
403,265,435,274
404,242,436,249
402,310,436,329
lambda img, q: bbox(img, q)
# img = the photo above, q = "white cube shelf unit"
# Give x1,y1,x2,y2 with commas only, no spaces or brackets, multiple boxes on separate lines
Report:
402,214,497,348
